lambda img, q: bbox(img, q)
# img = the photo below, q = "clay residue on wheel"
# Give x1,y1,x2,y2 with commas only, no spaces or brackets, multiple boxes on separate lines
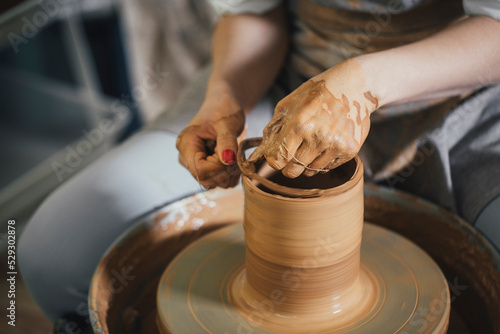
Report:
88,190,244,334
364,185,500,333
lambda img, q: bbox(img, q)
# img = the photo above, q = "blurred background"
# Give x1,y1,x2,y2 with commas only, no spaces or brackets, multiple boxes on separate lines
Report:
0,0,214,227
0,0,213,332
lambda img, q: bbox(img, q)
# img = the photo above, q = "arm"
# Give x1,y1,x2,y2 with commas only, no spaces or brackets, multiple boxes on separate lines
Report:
176,5,288,188
210,5,288,114
360,16,500,106
252,15,500,178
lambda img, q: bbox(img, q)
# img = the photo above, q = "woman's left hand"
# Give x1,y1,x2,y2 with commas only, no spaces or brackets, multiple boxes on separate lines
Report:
249,59,379,177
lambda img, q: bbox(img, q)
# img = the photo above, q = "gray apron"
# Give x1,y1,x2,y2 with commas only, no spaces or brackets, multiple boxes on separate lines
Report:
279,0,500,223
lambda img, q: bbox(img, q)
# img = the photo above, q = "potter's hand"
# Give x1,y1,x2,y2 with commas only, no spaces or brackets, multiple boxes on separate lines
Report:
250,60,379,178
176,4,287,187
176,93,246,189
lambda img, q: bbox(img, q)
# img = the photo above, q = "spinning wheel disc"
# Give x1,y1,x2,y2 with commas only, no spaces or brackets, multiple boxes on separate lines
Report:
157,223,449,334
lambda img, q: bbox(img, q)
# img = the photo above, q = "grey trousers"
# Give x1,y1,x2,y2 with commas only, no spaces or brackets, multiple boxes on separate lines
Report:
19,67,500,322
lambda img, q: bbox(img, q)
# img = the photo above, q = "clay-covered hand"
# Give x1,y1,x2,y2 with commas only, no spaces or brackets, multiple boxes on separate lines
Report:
249,59,379,178
176,93,246,189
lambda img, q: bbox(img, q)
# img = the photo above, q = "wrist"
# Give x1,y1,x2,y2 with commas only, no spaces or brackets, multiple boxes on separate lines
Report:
353,54,389,109
206,75,236,99
315,58,380,114
192,81,244,125
207,73,251,111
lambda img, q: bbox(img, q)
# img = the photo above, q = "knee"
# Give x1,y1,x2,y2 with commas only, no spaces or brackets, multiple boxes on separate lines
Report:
18,169,118,321
19,197,72,321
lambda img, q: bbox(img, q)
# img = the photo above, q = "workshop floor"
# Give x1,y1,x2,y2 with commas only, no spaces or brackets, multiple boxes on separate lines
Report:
0,252,52,334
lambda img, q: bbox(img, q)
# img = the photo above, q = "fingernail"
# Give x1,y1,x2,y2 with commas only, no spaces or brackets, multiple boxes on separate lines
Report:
303,170,316,177
222,149,236,165
284,164,304,178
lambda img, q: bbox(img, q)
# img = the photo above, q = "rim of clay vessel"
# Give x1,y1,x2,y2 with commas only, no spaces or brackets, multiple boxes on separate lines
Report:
237,137,362,198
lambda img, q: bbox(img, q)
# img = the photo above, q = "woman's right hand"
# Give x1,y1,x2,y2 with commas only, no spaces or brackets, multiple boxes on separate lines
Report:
176,92,246,189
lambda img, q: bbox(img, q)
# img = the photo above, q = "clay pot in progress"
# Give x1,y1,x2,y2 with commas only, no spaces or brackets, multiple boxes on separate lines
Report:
155,138,450,333
89,139,500,334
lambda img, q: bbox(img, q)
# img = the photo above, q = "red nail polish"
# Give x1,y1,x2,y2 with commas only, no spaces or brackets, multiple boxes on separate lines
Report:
222,149,236,165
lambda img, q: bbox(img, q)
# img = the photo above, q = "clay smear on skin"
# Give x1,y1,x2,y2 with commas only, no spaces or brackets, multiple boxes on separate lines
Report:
311,59,377,148
305,80,374,147
256,60,377,173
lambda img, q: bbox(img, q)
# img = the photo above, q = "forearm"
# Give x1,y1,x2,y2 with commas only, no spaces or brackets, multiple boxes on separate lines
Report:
357,15,500,107
207,5,288,114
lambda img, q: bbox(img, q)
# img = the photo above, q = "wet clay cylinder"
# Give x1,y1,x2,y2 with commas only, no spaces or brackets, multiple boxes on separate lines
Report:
152,138,450,334
230,138,378,331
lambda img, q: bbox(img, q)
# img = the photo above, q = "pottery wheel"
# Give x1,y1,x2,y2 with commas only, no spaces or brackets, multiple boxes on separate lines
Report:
157,222,450,334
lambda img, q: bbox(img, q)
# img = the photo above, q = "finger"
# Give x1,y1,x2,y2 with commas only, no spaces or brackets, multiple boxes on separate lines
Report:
302,169,319,177
248,107,286,163
216,119,243,166
197,154,242,188
208,164,240,188
194,154,227,181
325,156,350,170
228,173,241,188
266,133,302,171
198,178,218,190
307,150,339,173
227,164,241,187
177,127,211,172
247,119,279,163
178,152,188,169
177,132,225,181
220,163,240,186
282,142,322,178
196,168,225,190
247,130,278,165
206,154,221,165
247,142,266,163
199,167,237,189
177,124,239,187
211,171,232,188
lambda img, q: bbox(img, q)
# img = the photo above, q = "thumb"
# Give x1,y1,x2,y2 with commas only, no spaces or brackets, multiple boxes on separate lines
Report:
216,125,239,166
247,141,265,163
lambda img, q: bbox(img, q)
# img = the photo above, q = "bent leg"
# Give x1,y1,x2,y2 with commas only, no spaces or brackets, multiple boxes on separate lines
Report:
18,131,200,321
19,65,274,322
